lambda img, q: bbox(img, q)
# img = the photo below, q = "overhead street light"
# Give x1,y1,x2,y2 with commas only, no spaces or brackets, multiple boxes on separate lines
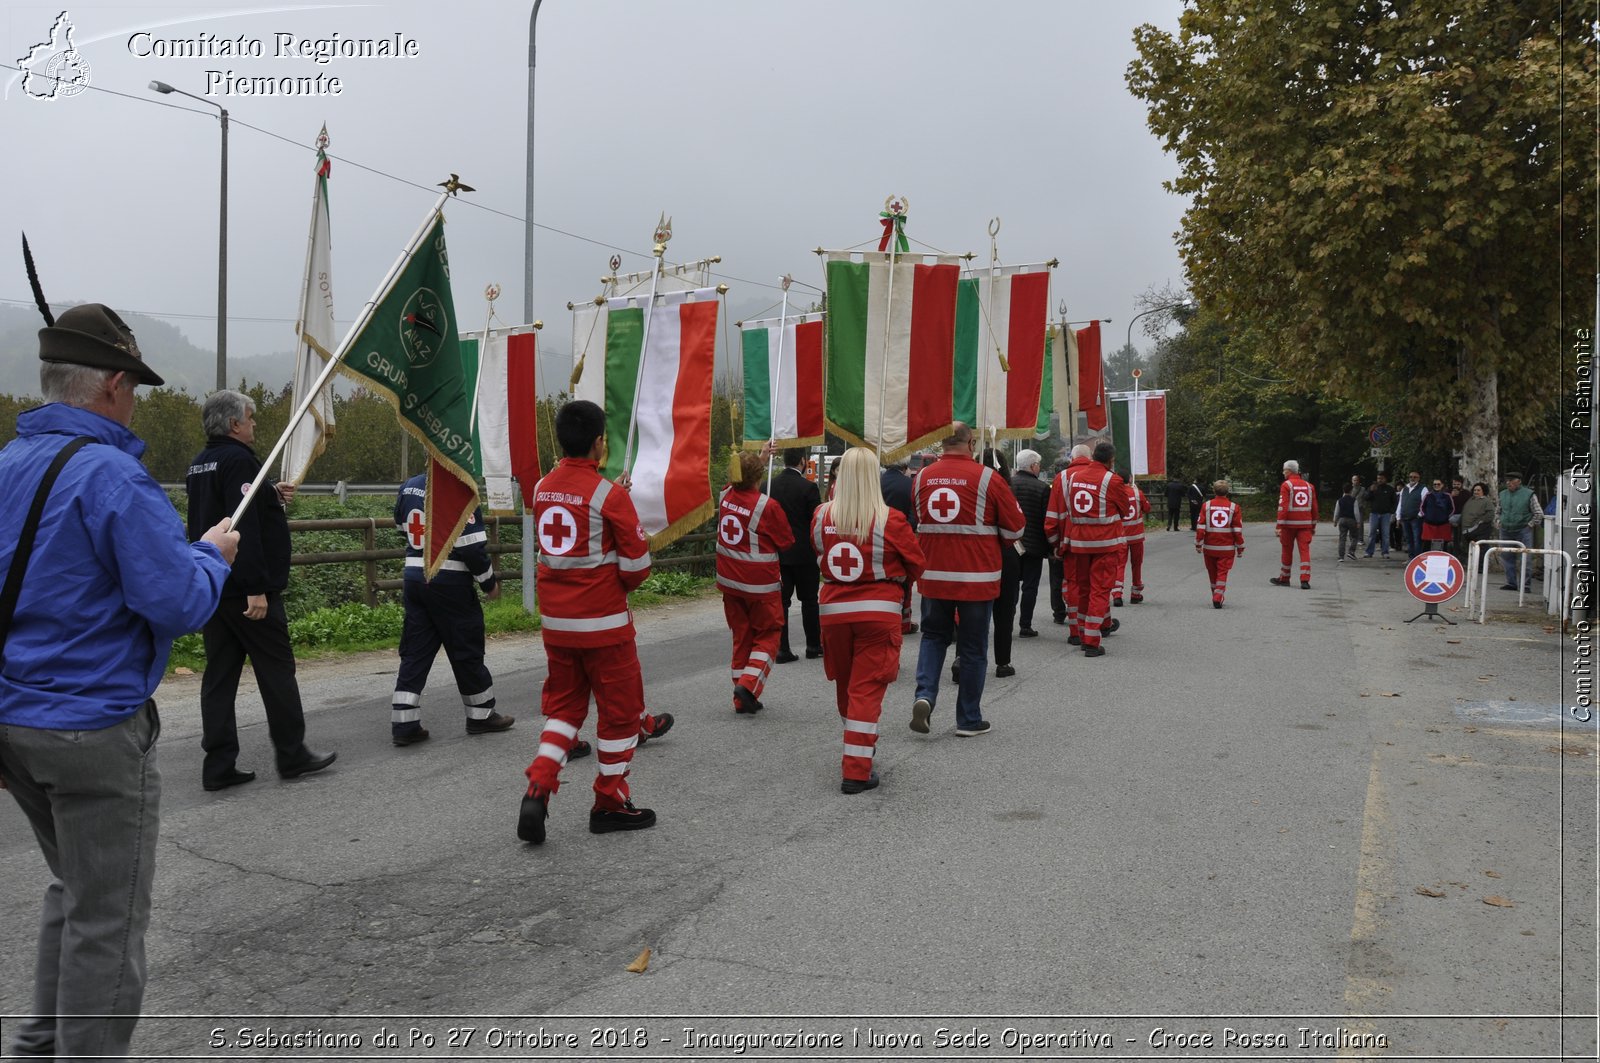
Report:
1125,298,1194,361
150,79,229,391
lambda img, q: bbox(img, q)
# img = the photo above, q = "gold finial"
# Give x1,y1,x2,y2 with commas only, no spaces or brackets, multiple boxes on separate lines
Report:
437,173,475,195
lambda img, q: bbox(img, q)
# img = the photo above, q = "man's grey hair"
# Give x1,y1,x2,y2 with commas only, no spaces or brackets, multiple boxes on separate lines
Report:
1069,444,1091,459
1016,449,1042,472
203,389,255,439
1282,459,1300,474
40,362,119,407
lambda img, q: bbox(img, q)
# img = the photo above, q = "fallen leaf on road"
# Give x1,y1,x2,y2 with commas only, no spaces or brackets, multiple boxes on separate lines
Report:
1360,693,1371,698
1447,640,1461,645
1377,692,1401,698
1415,886,1446,898
173,666,194,676
1464,727,1478,733
1476,675,1495,681
1508,696,1517,702
1425,727,1441,733
1484,870,1501,878
1547,745,1592,757
626,948,651,973
1483,896,1514,908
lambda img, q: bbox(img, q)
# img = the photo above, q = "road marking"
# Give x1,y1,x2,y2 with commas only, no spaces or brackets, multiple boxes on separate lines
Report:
1342,748,1393,1056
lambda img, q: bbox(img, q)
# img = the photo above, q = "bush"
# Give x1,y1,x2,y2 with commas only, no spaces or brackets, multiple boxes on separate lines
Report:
288,602,405,648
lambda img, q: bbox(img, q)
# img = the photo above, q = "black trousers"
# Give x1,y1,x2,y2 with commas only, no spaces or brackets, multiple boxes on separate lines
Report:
1166,499,1184,531
200,591,306,782
1018,553,1059,628
778,560,821,655
992,549,1021,666
394,580,494,726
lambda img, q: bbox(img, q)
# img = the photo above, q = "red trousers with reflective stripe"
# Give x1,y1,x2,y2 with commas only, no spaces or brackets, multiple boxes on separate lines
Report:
1278,528,1314,580
820,622,902,782
724,594,782,702
1060,552,1081,637
1072,552,1119,647
1204,552,1236,602
527,641,643,810
1112,542,1145,595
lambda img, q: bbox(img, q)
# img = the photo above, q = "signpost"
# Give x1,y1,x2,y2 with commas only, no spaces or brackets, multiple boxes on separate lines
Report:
1368,424,1391,473
1403,550,1464,625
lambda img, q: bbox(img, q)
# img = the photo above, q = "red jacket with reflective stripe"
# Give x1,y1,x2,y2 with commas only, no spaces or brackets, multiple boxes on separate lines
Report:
1044,455,1092,555
1122,484,1151,543
1197,496,1245,552
811,505,924,626
1058,460,1130,554
912,453,1025,601
532,458,652,648
715,485,793,600
1277,475,1318,530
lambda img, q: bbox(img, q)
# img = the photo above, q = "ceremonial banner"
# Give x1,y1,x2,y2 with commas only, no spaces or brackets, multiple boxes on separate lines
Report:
465,325,541,514
1034,325,1076,439
282,130,336,485
337,211,478,578
1077,319,1107,432
824,250,960,461
1109,390,1168,478
740,312,825,447
574,287,718,548
952,265,1051,437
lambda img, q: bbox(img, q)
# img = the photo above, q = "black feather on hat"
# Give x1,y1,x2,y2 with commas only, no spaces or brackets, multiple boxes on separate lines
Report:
24,233,165,387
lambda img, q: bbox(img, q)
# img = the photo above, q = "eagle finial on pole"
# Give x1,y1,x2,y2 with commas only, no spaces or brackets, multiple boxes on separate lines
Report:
438,173,475,196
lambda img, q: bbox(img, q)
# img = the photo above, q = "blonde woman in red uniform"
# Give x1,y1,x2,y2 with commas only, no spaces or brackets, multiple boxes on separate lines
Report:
716,449,793,714
812,448,926,793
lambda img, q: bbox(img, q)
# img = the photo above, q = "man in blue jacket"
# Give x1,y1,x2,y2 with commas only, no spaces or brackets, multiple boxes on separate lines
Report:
0,304,237,1060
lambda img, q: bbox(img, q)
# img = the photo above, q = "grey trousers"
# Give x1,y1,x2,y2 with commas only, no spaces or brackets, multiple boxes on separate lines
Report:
0,701,161,1060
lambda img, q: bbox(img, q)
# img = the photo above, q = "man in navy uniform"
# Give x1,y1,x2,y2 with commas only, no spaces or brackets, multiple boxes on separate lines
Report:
390,473,515,745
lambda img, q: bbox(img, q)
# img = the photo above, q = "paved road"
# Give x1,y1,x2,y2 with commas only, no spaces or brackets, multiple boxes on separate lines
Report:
2,525,1594,1061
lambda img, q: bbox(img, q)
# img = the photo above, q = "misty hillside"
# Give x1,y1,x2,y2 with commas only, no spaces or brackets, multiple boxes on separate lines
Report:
0,304,296,398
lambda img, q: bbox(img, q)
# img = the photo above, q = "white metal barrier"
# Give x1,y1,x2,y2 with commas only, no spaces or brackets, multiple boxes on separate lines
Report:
1476,546,1573,624
1463,538,1524,615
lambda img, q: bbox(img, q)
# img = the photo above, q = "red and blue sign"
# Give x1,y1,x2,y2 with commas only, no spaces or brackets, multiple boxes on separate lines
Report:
1404,550,1464,604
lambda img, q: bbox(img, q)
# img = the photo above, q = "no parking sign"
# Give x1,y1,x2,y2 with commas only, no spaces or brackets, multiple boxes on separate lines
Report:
1403,550,1463,624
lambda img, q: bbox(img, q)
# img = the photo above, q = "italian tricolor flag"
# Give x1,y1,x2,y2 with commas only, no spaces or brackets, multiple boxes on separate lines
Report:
1109,390,1167,478
952,265,1050,438
573,287,717,548
465,325,542,514
824,250,960,461
740,313,824,447
1077,319,1107,431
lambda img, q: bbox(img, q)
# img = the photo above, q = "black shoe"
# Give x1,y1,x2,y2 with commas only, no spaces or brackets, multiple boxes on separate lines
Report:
1499,584,1517,591
805,647,824,659
910,697,932,734
950,663,960,683
1269,576,1290,587
1052,615,1067,625
955,720,993,737
278,748,337,780
1113,596,1124,607
840,771,880,795
1067,634,1082,646
1082,644,1106,658
1103,618,1121,635
1213,600,1223,609
203,768,256,792
589,801,657,834
733,686,764,714
995,664,1016,678
775,650,799,663
1300,580,1311,590
518,790,548,845
568,739,592,761
466,711,515,735
1130,594,1144,604
1018,627,1039,638
638,713,674,746
392,727,431,747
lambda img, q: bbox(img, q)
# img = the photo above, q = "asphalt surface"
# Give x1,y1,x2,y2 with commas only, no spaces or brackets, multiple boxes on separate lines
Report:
1,524,1595,1061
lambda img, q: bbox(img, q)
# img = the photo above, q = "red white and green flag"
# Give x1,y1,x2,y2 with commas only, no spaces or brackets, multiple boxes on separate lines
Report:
464,324,542,514
823,249,960,461
336,209,478,579
952,264,1051,438
1076,319,1107,432
281,126,336,485
739,312,825,447
1109,390,1167,477
572,287,718,548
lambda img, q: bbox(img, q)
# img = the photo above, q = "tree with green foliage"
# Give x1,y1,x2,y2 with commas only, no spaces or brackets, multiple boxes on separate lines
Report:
1128,1,1596,487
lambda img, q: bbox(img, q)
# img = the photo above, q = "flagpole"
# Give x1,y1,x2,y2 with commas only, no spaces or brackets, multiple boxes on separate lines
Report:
232,188,454,528
281,130,329,483
621,218,669,476
765,275,793,487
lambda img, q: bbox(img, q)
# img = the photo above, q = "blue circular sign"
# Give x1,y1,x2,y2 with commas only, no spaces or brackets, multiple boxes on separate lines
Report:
1369,423,1392,447
1404,551,1464,604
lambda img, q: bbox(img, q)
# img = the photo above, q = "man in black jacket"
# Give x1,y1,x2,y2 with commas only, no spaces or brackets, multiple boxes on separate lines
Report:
1165,475,1186,532
1011,450,1057,635
880,458,918,632
765,447,822,661
186,390,336,790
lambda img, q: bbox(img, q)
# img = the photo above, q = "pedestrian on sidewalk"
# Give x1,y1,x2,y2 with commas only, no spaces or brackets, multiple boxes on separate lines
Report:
1333,484,1361,561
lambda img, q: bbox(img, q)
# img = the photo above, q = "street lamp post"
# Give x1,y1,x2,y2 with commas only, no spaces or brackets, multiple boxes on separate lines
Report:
150,80,228,391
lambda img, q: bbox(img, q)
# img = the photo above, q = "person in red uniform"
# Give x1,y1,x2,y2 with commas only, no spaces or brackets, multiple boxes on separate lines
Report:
1056,440,1128,657
1197,479,1246,607
909,422,1025,736
1271,459,1318,589
519,400,657,845
716,448,793,714
812,447,925,792
1044,444,1092,643
1112,475,1151,606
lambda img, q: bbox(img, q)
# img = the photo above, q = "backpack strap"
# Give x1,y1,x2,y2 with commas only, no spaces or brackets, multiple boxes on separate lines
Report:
0,436,95,665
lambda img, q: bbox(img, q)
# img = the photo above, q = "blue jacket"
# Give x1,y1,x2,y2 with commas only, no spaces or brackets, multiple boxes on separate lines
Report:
0,403,231,730
394,473,496,588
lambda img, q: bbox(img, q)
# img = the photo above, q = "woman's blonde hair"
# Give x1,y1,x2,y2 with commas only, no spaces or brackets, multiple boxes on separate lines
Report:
828,447,890,540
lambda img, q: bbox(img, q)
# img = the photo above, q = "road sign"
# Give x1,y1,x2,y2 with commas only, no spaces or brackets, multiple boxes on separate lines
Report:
1404,551,1464,604
1368,424,1392,447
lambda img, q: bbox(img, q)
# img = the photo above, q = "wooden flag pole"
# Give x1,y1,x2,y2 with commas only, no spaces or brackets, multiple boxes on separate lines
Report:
232,187,455,528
